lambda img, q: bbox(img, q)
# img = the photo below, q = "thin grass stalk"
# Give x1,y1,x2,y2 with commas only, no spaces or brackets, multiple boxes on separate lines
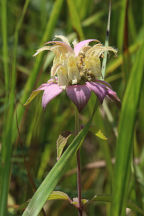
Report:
67,0,84,40
0,1,30,215
101,0,111,79
128,1,136,41
88,194,144,215
99,0,114,180
117,0,127,50
77,149,82,216
0,0,9,214
101,0,118,138
107,39,143,75
1,0,9,93
11,0,30,93
12,0,64,143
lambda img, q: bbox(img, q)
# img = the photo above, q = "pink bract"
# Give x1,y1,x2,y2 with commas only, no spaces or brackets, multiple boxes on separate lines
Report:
74,39,99,56
33,80,120,111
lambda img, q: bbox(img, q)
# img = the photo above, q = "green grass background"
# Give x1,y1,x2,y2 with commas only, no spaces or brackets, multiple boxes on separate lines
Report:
0,0,144,215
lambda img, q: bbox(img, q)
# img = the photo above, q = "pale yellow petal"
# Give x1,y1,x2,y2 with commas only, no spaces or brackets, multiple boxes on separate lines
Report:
51,64,62,77
33,46,52,56
57,65,69,88
45,41,73,53
86,44,117,57
55,35,70,46
67,55,80,84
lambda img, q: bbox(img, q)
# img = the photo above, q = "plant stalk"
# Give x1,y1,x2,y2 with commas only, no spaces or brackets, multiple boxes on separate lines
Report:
77,149,82,216
75,107,82,216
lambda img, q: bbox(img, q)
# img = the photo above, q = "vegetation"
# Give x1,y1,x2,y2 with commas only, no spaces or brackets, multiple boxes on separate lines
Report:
0,0,144,215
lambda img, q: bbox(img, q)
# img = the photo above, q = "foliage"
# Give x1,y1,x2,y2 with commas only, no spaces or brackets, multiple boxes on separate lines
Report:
0,0,144,215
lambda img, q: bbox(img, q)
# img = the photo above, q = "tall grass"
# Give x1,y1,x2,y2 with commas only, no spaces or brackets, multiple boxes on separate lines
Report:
0,0,144,215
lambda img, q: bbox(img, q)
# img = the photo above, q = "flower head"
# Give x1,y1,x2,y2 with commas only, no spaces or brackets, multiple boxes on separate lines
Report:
25,35,120,111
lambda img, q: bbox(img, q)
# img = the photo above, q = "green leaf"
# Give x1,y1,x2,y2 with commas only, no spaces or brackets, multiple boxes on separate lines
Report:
22,104,96,216
110,42,144,216
48,191,71,201
89,195,144,215
12,0,64,143
117,0,127,50
0,1,30,216
24,90,41,106
95,130,107,140
106,40,143,75
67,0,84,40
101,0,111,79
56,132,71,160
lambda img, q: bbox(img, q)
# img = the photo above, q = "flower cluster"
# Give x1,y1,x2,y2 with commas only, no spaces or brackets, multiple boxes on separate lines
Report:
25,35,120,111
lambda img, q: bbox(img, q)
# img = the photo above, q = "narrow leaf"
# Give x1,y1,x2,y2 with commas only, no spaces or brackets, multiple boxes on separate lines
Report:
110,42,144,215
12,0,64,143
0,1,30,215
117,0,127,50
95,130,107,140
67,0,84,40
101,0,111,79
24,91,41,106
88,195,144,215
48,191,71,201
56,132,71,160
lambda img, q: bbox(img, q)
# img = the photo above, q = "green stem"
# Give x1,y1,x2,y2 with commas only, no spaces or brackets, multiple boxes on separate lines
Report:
75,107,82,216
101,0,111,79
0,1,30,215
75,107,80,134
1,0,9,94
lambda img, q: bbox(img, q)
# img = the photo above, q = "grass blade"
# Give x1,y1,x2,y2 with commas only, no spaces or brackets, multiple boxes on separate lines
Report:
1,0,9,93
88,195,144,215
101,0,111,79
0,1,30,215
12,0,64,143
117,0,127,50
110,41,144,216
67,0,84,40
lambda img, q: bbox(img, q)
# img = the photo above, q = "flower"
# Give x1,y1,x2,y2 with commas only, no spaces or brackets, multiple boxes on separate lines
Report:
25,35,120,111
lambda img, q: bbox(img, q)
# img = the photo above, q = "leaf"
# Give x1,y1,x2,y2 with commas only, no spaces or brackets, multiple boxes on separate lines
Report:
95,130,107,140
117,0,127,50
67,0,84,40
57,132,71,160
24,90,41,106
106,40,143,75
22,104,96,216
48,191,71,201
12,0,64,143
0,1,30,216
110,42,144,216
88,194,144,215
101,0,111,78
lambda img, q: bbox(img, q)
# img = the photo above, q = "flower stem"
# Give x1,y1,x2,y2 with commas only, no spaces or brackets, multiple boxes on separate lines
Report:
77,149,82,216
75,107,83,216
